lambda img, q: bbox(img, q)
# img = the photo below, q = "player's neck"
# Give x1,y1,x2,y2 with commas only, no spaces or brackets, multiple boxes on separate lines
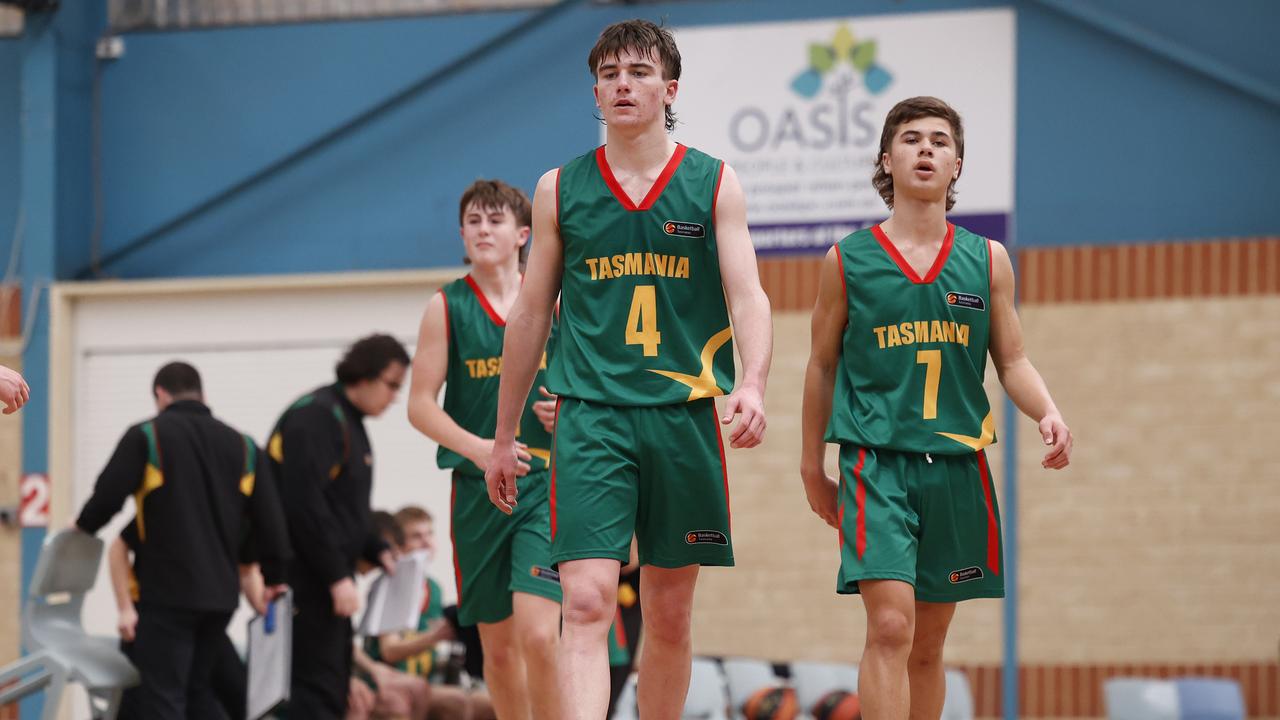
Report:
882,197,949,247
469,260,522,309
604,126,676,174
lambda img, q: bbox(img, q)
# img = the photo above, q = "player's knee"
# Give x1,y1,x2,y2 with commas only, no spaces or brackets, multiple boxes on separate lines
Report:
518,620,559,661
908,639,944,671
866,609,914,652
484,640,520,672
643,602,692,646
561,586,614,629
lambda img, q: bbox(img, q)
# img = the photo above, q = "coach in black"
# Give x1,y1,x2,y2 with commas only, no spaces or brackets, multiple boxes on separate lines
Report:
267,333,410,718
76,361,291,719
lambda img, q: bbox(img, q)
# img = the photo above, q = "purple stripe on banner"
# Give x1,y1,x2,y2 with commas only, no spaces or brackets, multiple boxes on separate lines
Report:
751,213,1009,254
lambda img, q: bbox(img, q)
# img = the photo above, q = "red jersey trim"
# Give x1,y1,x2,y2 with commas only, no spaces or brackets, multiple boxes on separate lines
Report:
464,274,506,327
451,481,463,605
710,401,732,531
549,397,562,539
871,222,955,284
595,143,688,212
554,167,562,230
853,447,868,560
710,161,727,227
977,450,1000,575
438,289,450,351
986,238,995,299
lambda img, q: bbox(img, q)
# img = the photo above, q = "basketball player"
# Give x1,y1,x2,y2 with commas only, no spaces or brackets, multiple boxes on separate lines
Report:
485,19,773,719
801,96,1073,720
407,180,562,719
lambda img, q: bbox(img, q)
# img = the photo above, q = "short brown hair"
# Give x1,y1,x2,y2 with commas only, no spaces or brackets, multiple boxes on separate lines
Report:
872,96,965,211
458,179,531,228
394,505,433,529
588,19,681,133
458,179,532,263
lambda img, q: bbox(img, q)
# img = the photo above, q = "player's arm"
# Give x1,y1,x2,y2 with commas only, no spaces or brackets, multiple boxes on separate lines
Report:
988,240,1072,469
75,425,147,534
0,364,29,414
799,248,846,529
107,532,138,641
487,169,564,513
713,163,773,449
377,621,453,664
407,293,531,474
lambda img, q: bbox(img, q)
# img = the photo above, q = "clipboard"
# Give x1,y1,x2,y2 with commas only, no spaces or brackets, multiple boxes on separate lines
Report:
358,552,429,637
246,591,292,720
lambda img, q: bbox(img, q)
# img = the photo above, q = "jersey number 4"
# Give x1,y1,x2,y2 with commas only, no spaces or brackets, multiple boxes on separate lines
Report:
626,285,662,357
916,350,942,420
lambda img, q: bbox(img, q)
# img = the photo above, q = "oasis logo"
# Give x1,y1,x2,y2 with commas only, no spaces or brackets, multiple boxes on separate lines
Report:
729,23,894,154
664,221,706,238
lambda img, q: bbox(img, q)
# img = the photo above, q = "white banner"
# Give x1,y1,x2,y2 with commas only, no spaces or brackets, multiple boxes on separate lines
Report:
653,9,1015,251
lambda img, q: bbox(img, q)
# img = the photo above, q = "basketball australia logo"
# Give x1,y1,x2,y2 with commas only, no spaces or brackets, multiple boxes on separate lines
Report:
663,221,705,239
946,291,986,311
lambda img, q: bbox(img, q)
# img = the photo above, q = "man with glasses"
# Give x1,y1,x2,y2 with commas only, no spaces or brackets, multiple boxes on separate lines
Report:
267,333,411,718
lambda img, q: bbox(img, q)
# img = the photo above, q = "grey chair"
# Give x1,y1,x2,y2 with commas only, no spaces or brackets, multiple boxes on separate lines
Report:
941,669,976,720
790,660,857,719
2,530,140,719
720,657,781,720
1104,677,1180,720
683,657,730,720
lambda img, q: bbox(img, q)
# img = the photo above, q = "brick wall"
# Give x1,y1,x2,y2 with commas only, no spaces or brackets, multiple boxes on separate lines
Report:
690,239,1280,717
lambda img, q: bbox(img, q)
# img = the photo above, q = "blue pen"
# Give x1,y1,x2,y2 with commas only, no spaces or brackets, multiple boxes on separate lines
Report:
265,600,276,635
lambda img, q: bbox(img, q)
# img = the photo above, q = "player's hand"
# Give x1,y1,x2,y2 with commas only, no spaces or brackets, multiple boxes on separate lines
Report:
469,437,531,476
262,584,288,609
485,440,523,515
720,386,766,449
330,577,360,618
117,605,139,642
533,387,558,433
801,467,840,530
379,548,397,575
0,365,30,415
240,564,267,614
1038,412,1073,469
348,677,375,719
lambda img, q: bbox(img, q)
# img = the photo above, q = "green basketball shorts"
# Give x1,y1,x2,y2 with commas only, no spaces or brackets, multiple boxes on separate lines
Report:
549,397,734,569
836,445,1004,603
451,470,562,626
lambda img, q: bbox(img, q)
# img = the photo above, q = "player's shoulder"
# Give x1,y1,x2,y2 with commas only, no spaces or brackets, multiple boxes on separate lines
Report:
950,222,989,248
834,226,878,254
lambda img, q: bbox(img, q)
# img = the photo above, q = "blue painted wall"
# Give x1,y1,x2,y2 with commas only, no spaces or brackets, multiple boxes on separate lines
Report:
1,40,19,281
1,0,1278,281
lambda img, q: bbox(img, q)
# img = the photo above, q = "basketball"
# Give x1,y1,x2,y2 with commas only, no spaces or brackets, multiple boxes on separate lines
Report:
743,686,799,720
812,689,861,720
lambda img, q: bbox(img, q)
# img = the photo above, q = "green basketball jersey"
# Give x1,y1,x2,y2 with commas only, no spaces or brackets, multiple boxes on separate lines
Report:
548,144,735,406
826,223,996,454
438,275,554,476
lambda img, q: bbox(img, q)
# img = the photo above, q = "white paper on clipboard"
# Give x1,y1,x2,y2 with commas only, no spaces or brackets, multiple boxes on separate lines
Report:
358,552,428,637
246,591,292,720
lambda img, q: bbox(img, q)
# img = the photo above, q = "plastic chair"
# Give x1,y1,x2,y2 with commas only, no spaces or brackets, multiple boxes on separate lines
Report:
684,657,730,720
721,657,781,719
1174,677,1245,720
14,530,140,719
790,661,857,717
612,671,638,720
1104,678,1180,720
941,669,975,720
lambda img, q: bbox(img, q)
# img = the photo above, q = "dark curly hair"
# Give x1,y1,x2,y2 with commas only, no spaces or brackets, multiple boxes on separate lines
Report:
335,334,410,386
